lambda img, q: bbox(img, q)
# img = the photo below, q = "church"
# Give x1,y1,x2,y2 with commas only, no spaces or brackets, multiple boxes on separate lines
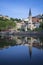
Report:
23,9,40,31
16,9,43,31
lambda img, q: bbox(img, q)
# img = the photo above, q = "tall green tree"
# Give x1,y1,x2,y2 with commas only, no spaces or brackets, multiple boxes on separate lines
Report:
40,22,43,29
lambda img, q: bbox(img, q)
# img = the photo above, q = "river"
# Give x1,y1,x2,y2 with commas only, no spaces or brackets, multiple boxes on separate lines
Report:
0,35,43,65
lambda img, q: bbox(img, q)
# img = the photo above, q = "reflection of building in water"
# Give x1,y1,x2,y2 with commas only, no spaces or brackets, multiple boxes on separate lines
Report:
29,45,32,59
29,37,32,59
15,36,43,50
10,36,42,47
0,35,43,50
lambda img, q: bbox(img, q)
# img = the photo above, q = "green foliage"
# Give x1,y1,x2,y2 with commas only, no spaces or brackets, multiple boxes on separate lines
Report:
34,28,42,31
10,18,21,25
27,28,31,31
10,18,22,22
33,21,43,31
0,38,16,48
17,28,25,31
0,17,16,31
21,28,25,31
40,22,43,29
10,18,15,21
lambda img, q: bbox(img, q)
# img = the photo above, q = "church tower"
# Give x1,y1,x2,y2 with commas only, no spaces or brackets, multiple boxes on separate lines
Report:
29,8,32,17
28,8,33,30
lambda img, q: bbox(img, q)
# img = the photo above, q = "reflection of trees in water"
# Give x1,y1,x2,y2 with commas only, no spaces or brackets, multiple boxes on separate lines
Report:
0,35,43,50
0,36,16,49
39,37,43,43
0,35,43,59
16,36,43,49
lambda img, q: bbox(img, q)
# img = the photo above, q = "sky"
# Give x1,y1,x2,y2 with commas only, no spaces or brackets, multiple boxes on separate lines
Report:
0,0,43,19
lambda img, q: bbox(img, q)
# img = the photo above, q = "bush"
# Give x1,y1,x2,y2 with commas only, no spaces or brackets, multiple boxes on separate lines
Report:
0,17,16,31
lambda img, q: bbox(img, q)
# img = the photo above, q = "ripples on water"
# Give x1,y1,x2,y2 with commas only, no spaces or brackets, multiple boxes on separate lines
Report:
0,35,43,65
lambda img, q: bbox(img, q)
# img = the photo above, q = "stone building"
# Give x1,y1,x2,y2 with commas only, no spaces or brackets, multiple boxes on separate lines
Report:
16,9,43,31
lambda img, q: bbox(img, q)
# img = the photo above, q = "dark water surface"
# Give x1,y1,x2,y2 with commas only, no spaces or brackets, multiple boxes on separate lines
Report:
0,35,43,65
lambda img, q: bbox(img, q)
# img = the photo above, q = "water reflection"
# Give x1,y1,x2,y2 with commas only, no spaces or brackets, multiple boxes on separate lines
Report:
0,35,43,58
0,35,17,49
0,35,43,49
0,35,43,65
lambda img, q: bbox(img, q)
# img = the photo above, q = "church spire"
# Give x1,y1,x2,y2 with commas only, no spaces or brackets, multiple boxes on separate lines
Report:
29,8,32,17
28,8,33,30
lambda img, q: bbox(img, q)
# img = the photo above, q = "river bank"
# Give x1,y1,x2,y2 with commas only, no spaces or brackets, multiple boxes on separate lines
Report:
0,31,43,37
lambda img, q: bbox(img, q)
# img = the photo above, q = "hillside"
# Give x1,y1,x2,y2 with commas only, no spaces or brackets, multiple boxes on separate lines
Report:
0,15,17,31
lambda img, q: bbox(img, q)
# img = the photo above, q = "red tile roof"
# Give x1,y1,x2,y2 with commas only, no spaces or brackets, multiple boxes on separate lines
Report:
32,17,39,22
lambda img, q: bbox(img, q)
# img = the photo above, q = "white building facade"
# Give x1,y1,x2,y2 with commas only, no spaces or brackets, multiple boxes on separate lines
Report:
16,9,40,31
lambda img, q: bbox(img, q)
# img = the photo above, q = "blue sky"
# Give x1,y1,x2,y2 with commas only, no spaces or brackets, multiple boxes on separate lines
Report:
0,0,43,19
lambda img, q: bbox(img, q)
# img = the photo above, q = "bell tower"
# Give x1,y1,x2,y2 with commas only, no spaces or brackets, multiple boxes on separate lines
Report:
28,8,33,30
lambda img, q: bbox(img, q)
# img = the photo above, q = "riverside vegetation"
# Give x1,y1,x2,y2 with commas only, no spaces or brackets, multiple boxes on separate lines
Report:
0,15,43,31
0,16,21,31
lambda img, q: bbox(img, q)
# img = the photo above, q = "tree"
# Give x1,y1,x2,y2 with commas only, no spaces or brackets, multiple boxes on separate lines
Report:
0,17,16,31
10,18,15,21
40,22,43,29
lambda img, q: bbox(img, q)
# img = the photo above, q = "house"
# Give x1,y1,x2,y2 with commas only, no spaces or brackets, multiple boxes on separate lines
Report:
16,8,43,31
0,14,10,20
22,9,43,31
